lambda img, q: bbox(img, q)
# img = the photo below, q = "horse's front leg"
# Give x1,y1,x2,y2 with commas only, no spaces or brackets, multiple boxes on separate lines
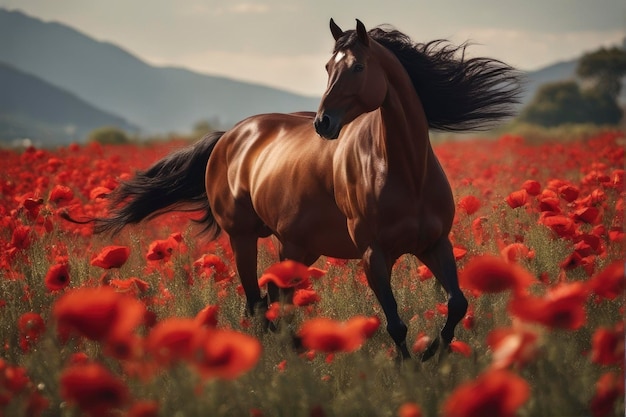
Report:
418,236,468,361
362,244,410,360
229,235,264,315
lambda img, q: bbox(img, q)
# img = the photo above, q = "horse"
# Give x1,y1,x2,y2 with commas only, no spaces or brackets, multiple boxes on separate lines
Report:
86,19,521,361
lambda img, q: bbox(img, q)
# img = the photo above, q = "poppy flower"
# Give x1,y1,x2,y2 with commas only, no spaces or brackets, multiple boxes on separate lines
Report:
48,184,74,206
471,216,489,246
258,260,314,289
459,255,536,296
505,190,528,209
146,318,198,365
109,277,150,294
540,214,576,238
458,195,481,216
412,332,431,354
265,302,281,321
90,246,130,269
191,328,262,379
89,186,112,200
500,243,534,264
537,189,561,212
450,340,472,357
442,369,529,417
44,262,70,292
487,325,538,369
127,401,160,417
508,281,589,330
193,254,232,282
146,236,179,261
298,316,377,353
521,180,541,196
18,312,46,351
397,402,422,417
60,362,129,417
558,184,579,202
590,323,624,366
573,206,600,224
346,315,380,338
587,261,625,300
590,372,624,417
10,225,32,250
53,286,145,343
194,305,219,328
294,288,321,306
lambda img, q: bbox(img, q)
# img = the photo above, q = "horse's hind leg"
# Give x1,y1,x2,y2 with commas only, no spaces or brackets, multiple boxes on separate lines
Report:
229,234,263,315
418,236,468,361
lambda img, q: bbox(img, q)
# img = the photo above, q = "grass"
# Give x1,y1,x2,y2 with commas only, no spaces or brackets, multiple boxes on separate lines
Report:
0,130,623,417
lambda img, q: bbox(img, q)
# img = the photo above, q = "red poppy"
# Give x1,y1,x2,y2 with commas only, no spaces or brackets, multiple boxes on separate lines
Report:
265,302,281,321
10,225,32,250
89,186,112,200
146,318,198,365
573,206,600,224
346,315,380,338
298,317,370,353
258,260,314,289
48,184,74,206
450,340,472,357
558,184,579,202
60,362,129,417
521,180,541,196
540,215,576,238
191,328,262,379
90,246,130,269
442,369,529,417
458,195,481,215
590,372,624,417
193,253,232,282
508,282,589,330
146,236,179,261
500,243,534,264
194,305,219,328
18,312,46,351
397,402,422,417
487,325,538,369
294,288,321,306
44,262,71,292
412,332,431,355
588,261,625,300
459,255,536,296
537,189,561,212
505,189,528,209
109,277,150,294
53,286,145,343
590,322,624,366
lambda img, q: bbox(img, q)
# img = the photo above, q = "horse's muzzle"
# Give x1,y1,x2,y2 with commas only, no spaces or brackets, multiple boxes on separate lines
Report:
314,112,341,140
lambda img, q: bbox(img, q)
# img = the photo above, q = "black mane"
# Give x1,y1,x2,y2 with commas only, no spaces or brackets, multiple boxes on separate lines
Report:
334,26,523,131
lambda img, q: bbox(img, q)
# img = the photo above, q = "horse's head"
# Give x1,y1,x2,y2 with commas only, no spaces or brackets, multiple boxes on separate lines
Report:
314,19,388,140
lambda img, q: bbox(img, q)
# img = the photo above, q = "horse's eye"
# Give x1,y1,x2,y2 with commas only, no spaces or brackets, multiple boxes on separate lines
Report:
353,63,365,73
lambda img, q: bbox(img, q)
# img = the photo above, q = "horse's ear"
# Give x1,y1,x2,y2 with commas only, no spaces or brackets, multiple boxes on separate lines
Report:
330,18,344,41
355,19,369,47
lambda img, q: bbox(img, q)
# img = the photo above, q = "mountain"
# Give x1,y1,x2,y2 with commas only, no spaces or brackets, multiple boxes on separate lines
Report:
0,61,138,145
0,9,320,135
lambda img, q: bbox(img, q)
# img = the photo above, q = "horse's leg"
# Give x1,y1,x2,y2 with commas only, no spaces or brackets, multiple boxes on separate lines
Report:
363,244,410,360
418,236,468,361
229,234,263,315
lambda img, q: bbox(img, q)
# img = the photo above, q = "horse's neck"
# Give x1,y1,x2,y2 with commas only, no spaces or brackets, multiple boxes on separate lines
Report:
378,49,432,190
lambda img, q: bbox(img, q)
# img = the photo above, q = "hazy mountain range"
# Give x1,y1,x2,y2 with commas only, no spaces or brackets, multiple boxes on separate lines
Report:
0,8,615,145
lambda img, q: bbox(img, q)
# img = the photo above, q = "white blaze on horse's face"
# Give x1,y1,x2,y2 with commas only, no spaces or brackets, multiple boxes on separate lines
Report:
334,51,346,63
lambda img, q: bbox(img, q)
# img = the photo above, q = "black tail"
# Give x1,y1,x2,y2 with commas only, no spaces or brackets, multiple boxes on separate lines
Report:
93,131,224,237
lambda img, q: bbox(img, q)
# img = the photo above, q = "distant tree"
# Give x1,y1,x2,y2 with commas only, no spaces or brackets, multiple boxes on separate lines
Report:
576,46,626,98
192,118,220,137
520,45,626,127
88,126,130,144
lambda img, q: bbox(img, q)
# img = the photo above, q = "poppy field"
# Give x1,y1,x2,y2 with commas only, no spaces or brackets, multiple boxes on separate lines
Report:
0,130,624,417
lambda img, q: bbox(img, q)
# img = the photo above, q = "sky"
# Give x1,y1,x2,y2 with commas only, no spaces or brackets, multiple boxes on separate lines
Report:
2,0,625,97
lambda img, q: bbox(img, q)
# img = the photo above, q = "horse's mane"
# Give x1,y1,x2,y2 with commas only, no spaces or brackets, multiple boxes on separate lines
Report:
334,26,523,131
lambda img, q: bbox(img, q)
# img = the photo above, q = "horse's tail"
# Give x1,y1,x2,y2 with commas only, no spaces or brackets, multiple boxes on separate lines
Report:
92,131,224,237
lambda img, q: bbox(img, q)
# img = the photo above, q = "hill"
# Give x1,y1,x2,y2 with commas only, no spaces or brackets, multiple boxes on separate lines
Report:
0,62,138,145
0,9,320,135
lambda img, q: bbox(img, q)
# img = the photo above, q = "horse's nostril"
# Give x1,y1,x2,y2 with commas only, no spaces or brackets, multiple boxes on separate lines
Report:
314,114,332,134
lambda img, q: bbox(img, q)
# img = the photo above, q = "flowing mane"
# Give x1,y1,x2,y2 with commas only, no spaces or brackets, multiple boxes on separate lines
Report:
333,26,523,131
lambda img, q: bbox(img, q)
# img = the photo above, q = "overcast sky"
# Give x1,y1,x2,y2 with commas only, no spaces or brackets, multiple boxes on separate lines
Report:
2,0,625,96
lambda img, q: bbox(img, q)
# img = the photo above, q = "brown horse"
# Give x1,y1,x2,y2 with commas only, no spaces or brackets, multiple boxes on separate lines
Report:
87,19,521,360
